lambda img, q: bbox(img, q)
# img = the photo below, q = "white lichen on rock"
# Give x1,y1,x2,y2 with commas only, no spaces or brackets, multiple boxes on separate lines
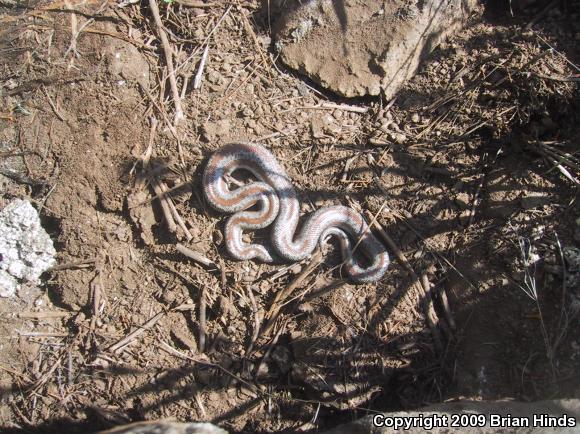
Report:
0,199,56,297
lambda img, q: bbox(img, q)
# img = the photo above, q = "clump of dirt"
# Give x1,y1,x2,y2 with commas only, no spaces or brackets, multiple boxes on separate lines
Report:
0,1,578,433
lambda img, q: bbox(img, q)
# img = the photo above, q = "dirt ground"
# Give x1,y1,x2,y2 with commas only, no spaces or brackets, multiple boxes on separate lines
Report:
0,0,579,433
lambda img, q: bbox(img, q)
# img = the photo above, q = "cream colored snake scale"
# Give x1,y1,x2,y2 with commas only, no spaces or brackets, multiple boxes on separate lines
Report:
203,143,390,282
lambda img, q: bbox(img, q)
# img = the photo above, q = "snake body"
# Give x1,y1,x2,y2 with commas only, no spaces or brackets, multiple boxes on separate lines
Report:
203,143,390,282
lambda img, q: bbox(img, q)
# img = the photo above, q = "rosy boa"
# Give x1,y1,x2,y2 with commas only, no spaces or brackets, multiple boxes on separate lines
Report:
203,143,390,282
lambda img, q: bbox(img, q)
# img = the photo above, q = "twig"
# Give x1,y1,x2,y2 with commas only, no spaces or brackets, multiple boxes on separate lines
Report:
237,2,273,78
532,73,580,82
539,143,580,172
193,389,207,418
254,318,288,380
180,72,192,100
300,278,346,304
160,182,193,241
261,250,323,337
533,32,580,73
31,352,67,391
551,232,573,357
138,83,179,140
176,243,215,267
343,200,388,268
174,0,217,6
129,180,192,209
149,0,184,125
11,402,33,426
0,151,34,159
0,363,32,382
387,208,477,291
193,44,210,90
542,153,579,184
64,0,78,62
64,0,108,65
0,169,45,186
89,268,104,335
174,5,232,78
255,131,282,142
66,349,74,386
468,148,502,227
142,117,157,168
49,258,96,271
18,311,71,320
198,284,206,353
364,210,446,350
341,156,357,182
42,86,65,121
419,273,443,352
301,102,368,114
268,263,302,282
438,285,456,330
132,116,157,187
150,175,177,232
18,331,69,337
157,341,208,367
108,310,166,353
173,303,197,312
245,286,261,356
219,258,227,289
157,340,263,397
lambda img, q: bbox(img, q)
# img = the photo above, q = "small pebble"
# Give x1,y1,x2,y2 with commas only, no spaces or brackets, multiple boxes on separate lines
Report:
394,133,407,144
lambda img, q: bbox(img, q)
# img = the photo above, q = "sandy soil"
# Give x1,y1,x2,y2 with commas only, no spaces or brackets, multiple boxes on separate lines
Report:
0,1,579,433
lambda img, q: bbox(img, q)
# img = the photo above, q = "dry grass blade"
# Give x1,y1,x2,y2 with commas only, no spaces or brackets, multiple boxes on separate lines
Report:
108,310,166,353
198,283,207,353
18,311,71,320
174,0,218,6
261,250,323,337
148,0,184,125
364,210,451,348
149,176,177,232
176,243,215,267
193,44,210,90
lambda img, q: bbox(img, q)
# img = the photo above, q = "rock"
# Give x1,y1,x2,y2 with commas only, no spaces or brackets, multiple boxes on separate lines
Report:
98,399,580,434
455,192,471,210
98,422,228,434
393,132,407,144
310,116,325,139
0,200,56,297
322,112,342,135
104,37,151,89
201,119,231,142
274,0,478,98
322,399,580,433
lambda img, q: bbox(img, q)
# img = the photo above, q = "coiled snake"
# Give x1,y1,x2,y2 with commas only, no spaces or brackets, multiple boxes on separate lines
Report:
203,143,389,282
